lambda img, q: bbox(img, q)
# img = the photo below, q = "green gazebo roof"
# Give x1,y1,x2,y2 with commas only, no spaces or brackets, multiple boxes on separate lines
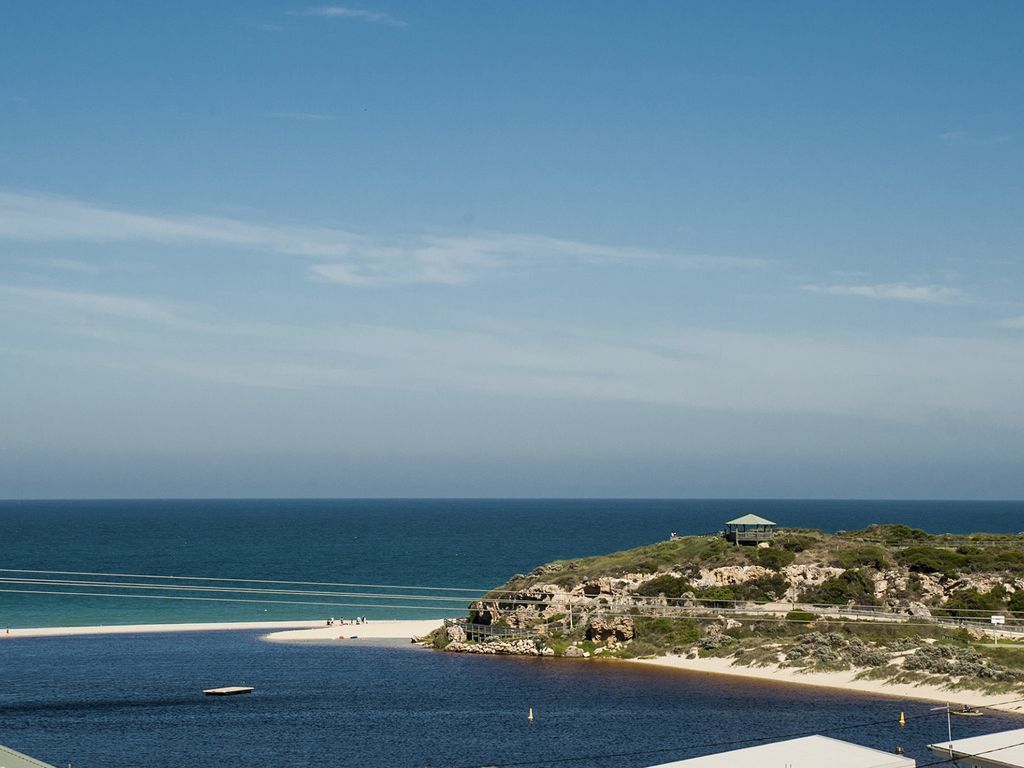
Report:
725,514,777,526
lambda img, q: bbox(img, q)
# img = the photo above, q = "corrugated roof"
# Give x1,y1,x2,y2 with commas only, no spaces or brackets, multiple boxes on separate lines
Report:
725,514,777,526
929,726,1024,767
0,744,59,768
647,735,915,768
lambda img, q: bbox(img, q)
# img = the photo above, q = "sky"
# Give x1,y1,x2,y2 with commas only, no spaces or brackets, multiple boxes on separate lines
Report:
1,1,1023,499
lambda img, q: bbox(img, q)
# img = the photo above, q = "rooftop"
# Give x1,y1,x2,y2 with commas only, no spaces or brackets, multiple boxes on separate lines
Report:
725,514,777,526
928,726,1024,767
0,744,58,768
646,735,915,768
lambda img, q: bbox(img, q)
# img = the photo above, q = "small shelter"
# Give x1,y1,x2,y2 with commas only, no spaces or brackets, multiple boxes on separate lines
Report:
723,514,776,545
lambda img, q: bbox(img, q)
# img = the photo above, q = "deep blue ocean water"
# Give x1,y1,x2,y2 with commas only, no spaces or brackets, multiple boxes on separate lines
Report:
2,498,1024,627
3,500,1024,768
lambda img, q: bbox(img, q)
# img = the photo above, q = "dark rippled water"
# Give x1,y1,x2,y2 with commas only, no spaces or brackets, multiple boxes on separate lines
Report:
1,631,1017,768
2,498,1023,627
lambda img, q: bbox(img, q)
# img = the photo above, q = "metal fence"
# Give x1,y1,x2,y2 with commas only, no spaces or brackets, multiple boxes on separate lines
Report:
444,617,539,641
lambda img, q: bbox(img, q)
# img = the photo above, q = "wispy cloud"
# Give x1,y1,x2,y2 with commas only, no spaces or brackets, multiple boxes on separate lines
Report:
0,190,763,287
938,131,1013,147
295,6,406,26
10,286,1024,427
999,316,1024,330
801,282,965,305
0,285,182,326
270,111,338,121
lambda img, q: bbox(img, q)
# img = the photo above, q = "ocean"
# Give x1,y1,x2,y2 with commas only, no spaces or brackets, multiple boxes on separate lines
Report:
3,498,1023,627
2,499,1024,768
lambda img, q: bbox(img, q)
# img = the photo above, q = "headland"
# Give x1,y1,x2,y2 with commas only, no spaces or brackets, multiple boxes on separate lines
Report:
425,521,1024,708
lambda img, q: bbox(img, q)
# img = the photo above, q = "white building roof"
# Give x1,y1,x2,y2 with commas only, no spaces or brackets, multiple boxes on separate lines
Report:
0,744,58,768
928,726,1024,767
725,514,776,526
647,735,915,768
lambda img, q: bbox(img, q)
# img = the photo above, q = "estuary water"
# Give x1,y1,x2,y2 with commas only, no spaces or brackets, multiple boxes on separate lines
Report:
1,630,1018,768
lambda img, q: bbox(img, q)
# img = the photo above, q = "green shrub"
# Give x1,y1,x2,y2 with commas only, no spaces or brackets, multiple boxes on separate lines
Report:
749,547,796,570
734,573,790,602
897,546,965,578
846,524,932,544
1009,591,1024,616
695,586,735,607
633,617,701,650
776,534,816,552
636,574,693,599
787,610,816,623
800,569,879,606
830,545,889,570
942,586,1007,614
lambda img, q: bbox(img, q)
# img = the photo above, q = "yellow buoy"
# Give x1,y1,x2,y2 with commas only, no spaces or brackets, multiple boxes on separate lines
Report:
899,711,905,727
528,707,534,722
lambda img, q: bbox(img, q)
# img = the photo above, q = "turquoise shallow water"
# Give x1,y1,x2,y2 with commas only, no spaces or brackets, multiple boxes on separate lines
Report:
1,498,1023,627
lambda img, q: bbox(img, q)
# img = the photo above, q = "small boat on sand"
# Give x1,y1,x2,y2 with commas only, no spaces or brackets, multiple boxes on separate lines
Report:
203,686,254,696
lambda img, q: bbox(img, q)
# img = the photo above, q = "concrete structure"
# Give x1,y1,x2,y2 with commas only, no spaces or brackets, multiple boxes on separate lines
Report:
928,726,1024,768
0,744,58,768
647,735,915,768
724,513,777,545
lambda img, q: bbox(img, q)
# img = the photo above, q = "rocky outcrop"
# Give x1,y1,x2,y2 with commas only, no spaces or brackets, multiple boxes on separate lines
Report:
586,616,634,644
444,638,550,655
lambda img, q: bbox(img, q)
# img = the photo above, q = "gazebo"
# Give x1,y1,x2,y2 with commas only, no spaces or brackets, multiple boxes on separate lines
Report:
723,514,777,545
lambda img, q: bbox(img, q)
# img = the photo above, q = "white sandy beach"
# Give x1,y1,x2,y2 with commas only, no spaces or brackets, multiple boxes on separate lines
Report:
1,620,326,638
263,619,443,642
632,654,1024,712
1,618,444,641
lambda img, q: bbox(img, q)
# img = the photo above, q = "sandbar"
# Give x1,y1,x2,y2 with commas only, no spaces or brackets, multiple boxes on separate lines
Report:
2,620,325,638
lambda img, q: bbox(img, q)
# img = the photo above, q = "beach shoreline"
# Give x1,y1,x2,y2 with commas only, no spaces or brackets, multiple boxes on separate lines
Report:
263,619,444,642
631,654,1024,712
0,618,445,641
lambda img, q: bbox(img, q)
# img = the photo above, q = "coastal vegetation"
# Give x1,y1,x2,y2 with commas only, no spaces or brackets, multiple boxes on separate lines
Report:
428,524,1024,694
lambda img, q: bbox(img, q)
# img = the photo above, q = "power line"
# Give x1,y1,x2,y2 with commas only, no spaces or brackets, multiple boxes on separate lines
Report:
0,577,478,604
0,588,459,613
0,567,495,593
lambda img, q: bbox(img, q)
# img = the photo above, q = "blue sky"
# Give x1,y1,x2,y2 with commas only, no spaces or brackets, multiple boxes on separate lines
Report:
1,2,1023,498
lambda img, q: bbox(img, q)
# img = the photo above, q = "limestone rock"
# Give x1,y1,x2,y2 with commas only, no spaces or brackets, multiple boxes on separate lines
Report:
444,622,466,643
586,616,635,643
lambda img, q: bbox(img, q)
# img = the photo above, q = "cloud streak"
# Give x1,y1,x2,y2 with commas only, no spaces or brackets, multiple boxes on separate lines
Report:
269,111,339,122
0,189,764,287
296,6,406,26
801,282,965,304
8,284,1024,427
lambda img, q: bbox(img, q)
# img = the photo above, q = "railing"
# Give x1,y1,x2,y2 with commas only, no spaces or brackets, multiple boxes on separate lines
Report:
445,617,539,641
